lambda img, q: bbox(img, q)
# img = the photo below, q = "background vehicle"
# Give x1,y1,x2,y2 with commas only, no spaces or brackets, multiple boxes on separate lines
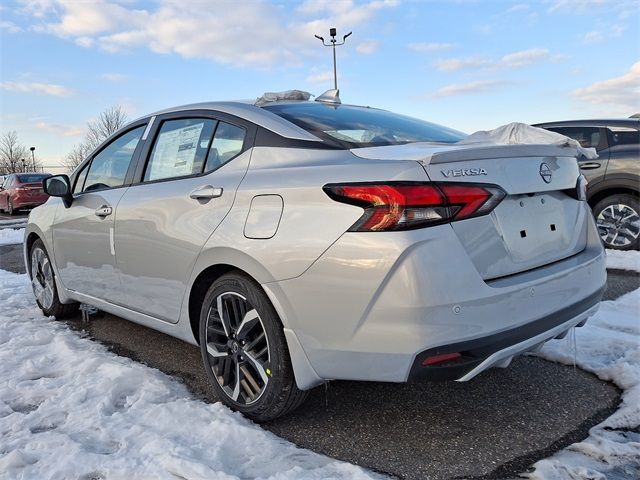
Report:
0,173,51,215
535,119,640,250
25,94,606,420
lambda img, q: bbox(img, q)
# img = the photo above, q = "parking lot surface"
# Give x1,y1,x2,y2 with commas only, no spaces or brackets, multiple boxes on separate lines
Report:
0,239,637,479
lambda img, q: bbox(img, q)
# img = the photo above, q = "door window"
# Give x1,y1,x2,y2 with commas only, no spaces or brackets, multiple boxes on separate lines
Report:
546,127,602,150
205,122,246,172
144,119,217,182
607,127,639,147
83,126,145,192
73,163,90,194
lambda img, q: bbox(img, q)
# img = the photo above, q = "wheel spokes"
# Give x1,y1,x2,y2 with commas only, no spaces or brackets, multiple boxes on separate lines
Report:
205,291,270,405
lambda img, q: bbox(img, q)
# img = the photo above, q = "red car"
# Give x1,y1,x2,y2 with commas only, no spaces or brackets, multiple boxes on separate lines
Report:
0,173,51,215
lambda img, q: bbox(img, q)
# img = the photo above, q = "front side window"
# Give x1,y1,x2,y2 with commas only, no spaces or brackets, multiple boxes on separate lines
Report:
83,126,145,192
145,119,217,182
547,127,602,150
73,163,90,194
205,122,246,172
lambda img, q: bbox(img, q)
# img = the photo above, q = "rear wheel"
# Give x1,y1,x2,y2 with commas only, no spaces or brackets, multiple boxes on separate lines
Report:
199,272,308,421
30,239,79,319
594,194,640,250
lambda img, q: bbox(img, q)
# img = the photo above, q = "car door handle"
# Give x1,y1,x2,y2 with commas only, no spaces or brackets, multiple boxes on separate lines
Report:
95,205,113,217
579,162,601,170
189,185,223,200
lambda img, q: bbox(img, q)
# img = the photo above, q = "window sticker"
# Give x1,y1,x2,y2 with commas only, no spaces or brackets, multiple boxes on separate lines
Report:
148,122,205,180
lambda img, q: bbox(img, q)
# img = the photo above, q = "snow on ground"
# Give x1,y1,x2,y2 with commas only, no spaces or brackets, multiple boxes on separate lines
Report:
0,269,381,480
0,228,24,246
0,219,27,226
605,249,640,272
530,260,640,479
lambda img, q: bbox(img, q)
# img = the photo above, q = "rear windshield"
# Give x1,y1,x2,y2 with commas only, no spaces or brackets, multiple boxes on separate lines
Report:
17,174,50,183
263,103,465,148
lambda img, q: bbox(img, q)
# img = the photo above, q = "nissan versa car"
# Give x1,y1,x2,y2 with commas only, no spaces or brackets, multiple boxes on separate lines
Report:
535,118,640,250
0,172,51,215
25,92,606,420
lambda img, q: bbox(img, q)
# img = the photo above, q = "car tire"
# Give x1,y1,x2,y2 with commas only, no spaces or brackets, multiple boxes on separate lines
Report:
199,271,309,421
29,239,79,319
593,194,640,251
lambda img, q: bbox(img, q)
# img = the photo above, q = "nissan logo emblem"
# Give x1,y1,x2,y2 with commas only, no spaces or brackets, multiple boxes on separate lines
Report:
539,163,552,183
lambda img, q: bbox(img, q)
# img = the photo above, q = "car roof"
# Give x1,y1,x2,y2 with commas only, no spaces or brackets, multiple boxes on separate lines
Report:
534,118,640,128
137,100,325,142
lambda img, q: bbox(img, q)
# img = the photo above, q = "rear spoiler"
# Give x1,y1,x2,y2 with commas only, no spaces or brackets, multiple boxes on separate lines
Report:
426,144,583,165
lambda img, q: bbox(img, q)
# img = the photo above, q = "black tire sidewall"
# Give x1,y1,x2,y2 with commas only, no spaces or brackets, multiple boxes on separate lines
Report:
593,194,640,251
199,272,297,419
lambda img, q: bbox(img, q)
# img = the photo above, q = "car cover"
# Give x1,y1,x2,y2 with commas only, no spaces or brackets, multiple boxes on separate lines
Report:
457,122,598,159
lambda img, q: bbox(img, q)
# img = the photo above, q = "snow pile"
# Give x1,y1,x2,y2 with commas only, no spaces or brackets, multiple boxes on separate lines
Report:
458,122,599,159
606,249,640,272
530,261,640,479
0,269,380,480
0,228,24,246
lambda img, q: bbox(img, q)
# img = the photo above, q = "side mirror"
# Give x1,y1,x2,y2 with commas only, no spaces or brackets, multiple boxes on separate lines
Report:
43,175,73,208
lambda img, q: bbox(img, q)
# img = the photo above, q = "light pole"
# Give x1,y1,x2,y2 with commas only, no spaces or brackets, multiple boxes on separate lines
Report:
314,28,352,90
30,146,35,170
21,159,25,173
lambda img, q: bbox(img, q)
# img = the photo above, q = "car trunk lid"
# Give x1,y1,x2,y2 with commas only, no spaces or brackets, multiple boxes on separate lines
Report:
351,142,587,279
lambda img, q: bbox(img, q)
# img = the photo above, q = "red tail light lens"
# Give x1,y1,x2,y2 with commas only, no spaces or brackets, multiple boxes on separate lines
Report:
323,182,506,232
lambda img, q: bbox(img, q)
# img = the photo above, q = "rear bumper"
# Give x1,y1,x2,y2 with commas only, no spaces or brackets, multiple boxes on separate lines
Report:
266,205,606,389
13,193,48,209
407,288,602,382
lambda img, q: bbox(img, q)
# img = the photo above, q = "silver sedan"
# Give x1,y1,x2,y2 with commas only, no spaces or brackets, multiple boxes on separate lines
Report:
25,92,606,420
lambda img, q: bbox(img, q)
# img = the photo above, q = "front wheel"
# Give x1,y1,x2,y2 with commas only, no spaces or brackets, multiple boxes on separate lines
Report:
30,239,79,319
594,194,640,250
199,272,308,421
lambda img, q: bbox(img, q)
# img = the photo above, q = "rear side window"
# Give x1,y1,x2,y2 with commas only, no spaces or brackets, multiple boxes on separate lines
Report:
545,127,602,150
205,122,246,172
83,126,145,192
607,127,639,147
144,119,217,182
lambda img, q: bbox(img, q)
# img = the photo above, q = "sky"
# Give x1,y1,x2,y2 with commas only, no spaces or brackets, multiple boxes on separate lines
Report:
0,0,638,171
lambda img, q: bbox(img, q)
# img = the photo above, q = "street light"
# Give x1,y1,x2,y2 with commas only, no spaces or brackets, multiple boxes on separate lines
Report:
30,146,35,170
314,27,352,90
21,159,26,173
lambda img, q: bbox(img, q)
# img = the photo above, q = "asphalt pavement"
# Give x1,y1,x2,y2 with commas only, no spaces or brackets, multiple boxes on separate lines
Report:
1,231,638,480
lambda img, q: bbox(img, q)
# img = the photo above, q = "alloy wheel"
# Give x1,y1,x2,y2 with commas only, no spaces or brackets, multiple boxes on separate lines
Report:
31,247,54,309
205,292,271,405
596,203,640,248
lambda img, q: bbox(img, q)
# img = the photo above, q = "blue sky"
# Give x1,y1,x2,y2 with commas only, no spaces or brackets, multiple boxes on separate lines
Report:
1,0,638,170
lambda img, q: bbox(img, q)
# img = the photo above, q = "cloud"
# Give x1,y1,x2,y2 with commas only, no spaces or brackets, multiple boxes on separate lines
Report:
582,31,604,43
100,73,127,82
0,21,22,33
34,121,84,137
19,0,399,68
547,0,637,17
434,48,550,71
356,40,379,55
571,62,640,112
0,81,73,97
506,4,530,13
408,42,455,53
431,80,511,98
306,70,334,85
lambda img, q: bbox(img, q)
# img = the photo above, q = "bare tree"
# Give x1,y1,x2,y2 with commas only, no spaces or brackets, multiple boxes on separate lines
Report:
63,105,128,171
0,131,29,174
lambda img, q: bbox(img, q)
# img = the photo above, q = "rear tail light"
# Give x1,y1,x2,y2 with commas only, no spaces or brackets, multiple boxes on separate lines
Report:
323,182,506,232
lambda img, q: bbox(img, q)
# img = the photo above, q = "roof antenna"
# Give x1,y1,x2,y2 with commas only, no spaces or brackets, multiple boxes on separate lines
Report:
314,28,352,105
